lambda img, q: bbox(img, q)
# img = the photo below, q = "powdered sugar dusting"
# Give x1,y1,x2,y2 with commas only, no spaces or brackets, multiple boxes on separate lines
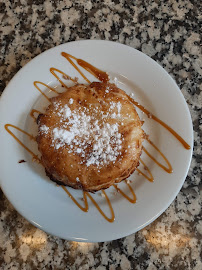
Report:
69,98,74,104
44,99,123,167
113,77,118,86
86,122,121,167
52,128,74,149
105,86,110,93
57,104,72,118
39,125,49,134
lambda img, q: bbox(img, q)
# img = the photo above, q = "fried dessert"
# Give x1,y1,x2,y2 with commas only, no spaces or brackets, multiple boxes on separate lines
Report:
37,82,144,192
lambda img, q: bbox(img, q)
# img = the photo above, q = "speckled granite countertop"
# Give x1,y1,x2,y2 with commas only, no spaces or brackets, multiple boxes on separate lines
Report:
0,0,201,269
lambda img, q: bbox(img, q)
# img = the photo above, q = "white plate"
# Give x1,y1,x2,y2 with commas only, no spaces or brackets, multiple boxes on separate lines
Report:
0,40,193,242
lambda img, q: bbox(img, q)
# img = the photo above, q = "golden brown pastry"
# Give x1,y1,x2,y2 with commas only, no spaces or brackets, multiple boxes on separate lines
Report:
37,82,144,192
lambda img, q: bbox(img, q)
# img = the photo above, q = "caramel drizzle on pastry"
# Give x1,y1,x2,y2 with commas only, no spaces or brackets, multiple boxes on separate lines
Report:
62,186,115,222
4,52,191,223
61,52,109,83
50,68,77,88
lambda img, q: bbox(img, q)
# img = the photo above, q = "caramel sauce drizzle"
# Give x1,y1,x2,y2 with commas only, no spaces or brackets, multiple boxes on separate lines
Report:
50,67,77,88
62,186,115,222
143,138,173,173
61,52,109,83
4,52,191,223
33,81,59,101
128,96,190,150
113,181,136,203
30,109,41,121
4,124,40,162
137,159,154,182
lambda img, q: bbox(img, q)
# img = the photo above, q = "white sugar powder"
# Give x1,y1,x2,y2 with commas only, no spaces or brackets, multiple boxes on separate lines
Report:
117,102,122,114
69,98,74,104
113,77,118,85
105,86,110,93
63,105,71,118
53,128,75,149
40,125,49,134
58,105,71,118
49,98,123,167
108,102,122,119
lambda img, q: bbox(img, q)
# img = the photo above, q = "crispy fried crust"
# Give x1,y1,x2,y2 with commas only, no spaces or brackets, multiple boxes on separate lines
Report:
37,82,144,192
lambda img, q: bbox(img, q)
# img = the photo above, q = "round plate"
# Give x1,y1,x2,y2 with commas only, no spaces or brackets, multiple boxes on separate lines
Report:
0,40,193,242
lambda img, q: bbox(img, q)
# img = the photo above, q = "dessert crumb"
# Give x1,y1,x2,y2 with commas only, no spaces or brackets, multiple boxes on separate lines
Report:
62,74,69,80
32,157,40,163
100,192,105,198
18,159,26,163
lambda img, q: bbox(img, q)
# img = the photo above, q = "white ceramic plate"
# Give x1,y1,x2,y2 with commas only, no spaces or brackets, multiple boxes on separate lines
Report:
0,40,193,242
